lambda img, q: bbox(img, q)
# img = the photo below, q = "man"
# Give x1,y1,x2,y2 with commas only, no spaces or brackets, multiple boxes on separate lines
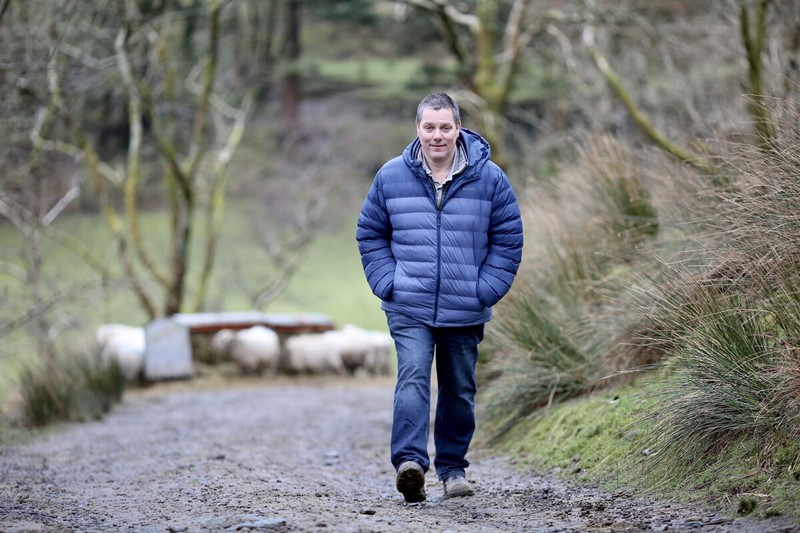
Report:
356,92,523,503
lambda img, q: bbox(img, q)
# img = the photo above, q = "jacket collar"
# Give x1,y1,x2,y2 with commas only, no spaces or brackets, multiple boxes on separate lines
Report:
404,128,491,179
414,140,467,184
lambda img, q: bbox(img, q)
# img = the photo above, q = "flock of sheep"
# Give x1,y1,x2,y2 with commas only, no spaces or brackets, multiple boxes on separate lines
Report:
95,322,394,382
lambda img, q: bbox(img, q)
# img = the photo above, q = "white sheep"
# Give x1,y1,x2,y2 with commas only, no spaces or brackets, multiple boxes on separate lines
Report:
228,326,281,375
321,325,371,374
322,324,394,376
364,329,393,375
210,328,236,359
284,333,344,375
95,323,146,381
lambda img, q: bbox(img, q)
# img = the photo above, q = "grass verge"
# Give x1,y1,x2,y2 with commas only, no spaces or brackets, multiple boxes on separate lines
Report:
16,351,125,428
482,375,800,521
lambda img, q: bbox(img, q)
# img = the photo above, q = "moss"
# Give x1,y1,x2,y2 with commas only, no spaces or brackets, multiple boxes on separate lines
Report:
483,375,800,521
482,377,657,482
738,497,758,515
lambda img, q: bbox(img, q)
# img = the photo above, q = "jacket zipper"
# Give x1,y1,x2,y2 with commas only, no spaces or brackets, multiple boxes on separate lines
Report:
426,171,477,326
433,208,442,325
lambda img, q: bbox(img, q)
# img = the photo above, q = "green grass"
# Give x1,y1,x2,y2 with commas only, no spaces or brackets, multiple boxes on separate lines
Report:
0,207,384,404
257,218,385,332
18,351,126,427
310,57,428,87
483,378,656,484
485,375,800,520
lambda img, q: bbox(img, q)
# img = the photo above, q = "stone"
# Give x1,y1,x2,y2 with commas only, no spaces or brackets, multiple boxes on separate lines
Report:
144,317,194,381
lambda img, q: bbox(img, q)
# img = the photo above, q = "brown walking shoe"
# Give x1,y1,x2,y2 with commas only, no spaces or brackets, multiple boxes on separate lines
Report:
395,461,426,503
443,475,474,498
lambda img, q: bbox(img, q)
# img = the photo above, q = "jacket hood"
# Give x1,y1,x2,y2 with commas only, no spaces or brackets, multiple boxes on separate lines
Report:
402,128,491,177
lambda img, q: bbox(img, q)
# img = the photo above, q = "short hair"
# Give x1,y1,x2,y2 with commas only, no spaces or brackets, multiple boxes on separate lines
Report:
416,92,461,124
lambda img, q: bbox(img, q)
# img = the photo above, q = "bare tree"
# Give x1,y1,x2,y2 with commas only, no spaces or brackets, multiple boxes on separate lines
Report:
0,167,85,360
397,0,541,170
281,0,303,139
26,0,252,318
739,0,775,146
577,0,789,169
0,0,92,356
0,0,356,372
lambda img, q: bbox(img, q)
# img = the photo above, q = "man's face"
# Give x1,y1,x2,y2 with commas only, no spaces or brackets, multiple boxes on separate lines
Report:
416,107,461,167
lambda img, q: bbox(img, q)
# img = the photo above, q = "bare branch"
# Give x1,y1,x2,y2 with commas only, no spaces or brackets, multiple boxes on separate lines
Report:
0,296,63,338
0,260,27,281
114,25,170,288
401,0,478,29
192,91,254,312
31,110,122,189
236,164,332,310
583,27,714,174
41,172,81,226
43,226,117,278
495,0,533,96
0,0,11,29
0,281,98,337
400,0,474,84
185,0,221,182
546,23,577,73
0,196,32,231
740,0,776,146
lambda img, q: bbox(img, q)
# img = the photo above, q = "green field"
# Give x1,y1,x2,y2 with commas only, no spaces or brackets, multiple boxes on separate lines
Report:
260,218,385,331
0,206,384,401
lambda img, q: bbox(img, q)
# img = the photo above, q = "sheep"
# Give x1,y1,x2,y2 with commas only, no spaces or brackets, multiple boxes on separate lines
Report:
284,333,344,375
317,324,394,376
364,329,393,375
228,326,281,375
321,325,372,375
210,328,236,359
95,323,146,381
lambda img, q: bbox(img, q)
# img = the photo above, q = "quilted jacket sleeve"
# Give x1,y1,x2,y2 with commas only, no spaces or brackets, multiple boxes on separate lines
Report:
356,174,396,301
477,171,524,308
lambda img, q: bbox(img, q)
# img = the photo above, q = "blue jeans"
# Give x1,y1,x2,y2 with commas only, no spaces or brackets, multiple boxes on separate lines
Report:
386,311,484,481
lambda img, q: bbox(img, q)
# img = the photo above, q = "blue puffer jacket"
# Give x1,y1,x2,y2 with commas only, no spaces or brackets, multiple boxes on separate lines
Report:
356,128,523,327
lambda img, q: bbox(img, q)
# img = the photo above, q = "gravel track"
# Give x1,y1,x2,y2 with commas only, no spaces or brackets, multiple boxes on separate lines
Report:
1,376,797,533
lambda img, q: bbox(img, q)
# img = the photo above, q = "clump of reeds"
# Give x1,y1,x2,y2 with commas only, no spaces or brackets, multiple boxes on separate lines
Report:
482,96,800,513
629,96,800,473
19,349,126,427
482,134,666,433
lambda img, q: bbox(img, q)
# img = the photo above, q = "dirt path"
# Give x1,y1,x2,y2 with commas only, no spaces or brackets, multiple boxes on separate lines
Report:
0,376,796,533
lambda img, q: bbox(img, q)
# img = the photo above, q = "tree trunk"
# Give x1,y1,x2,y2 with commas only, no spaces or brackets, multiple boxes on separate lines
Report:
740,0,775,147
281,0,301,138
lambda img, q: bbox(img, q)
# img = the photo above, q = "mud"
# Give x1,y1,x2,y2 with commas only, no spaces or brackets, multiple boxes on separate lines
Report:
0,376,797,532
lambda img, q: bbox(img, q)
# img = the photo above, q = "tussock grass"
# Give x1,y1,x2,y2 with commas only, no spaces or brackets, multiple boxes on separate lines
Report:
18,350,125,427
638,285,779,463
631,98,800,472
482,134,663,436
485,97,800,518
482,281,594,437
